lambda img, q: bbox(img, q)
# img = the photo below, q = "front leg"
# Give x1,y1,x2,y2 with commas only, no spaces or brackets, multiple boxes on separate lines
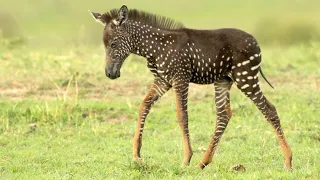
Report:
173,80,193,166
133,78,171,162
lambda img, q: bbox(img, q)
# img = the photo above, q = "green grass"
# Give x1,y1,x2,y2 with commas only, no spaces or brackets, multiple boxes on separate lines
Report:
0,42,320,179
1,0,320,179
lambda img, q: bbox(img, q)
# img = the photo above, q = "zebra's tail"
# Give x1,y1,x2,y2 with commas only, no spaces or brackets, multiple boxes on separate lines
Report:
259,68,274,89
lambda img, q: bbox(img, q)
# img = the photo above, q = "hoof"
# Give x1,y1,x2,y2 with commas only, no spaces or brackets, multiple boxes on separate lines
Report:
196,162,207,169
284,164,292,171
284,160,292,171
133,157,144,165
180,162,190,168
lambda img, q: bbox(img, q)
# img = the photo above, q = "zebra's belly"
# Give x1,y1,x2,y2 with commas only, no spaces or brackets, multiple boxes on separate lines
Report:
190,69,232,85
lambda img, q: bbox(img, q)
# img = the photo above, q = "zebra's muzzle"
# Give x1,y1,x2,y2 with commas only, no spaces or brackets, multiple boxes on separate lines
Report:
106,62,121,79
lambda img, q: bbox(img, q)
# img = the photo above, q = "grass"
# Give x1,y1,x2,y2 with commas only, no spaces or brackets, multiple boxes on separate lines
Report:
1,0,320,179
0,42,320,179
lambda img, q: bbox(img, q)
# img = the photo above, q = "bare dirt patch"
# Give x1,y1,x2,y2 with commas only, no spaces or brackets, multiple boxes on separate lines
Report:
0,88,28,98
105,114,129,124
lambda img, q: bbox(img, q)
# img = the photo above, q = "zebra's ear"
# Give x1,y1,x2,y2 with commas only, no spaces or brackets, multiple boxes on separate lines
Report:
89,11,106,26
117,5,128,25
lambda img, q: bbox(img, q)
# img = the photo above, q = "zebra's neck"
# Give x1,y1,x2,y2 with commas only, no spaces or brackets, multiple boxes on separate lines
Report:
127,21,180,63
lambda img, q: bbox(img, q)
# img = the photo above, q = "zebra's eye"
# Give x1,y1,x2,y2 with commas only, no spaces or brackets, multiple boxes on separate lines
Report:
111,41,118,48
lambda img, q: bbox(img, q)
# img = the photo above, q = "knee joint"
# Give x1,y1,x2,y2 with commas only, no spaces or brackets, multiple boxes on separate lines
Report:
143,95,159,107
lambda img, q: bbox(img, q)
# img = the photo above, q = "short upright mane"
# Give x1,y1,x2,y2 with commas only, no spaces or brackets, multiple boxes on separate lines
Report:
104,9,184,30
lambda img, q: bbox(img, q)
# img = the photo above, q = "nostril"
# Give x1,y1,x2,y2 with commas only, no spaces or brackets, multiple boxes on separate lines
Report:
108,73,111,77
116,70,120,77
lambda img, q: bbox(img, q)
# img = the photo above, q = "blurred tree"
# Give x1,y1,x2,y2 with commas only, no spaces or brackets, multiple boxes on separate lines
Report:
0,11,20,38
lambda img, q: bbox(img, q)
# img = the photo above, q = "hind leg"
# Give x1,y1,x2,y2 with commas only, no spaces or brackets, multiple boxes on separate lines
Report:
198,77,233,169
234,74,292,169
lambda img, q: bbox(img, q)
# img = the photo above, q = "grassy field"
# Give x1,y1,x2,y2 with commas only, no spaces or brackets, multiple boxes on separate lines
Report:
1,0,320,179
0,43,319,179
